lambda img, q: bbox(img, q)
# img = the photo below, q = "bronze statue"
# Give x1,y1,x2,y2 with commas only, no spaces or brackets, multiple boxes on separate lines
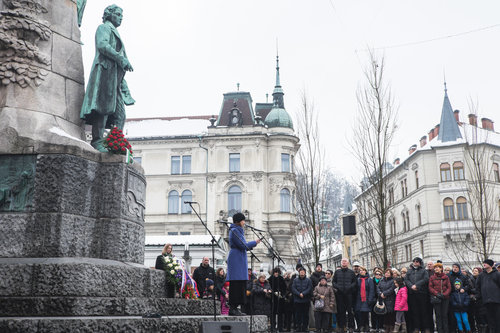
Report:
80,4,135,151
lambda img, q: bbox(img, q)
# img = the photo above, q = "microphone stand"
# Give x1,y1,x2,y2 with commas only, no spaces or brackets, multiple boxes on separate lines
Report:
218,220,261,333
188,202,221,322
246,225,285,333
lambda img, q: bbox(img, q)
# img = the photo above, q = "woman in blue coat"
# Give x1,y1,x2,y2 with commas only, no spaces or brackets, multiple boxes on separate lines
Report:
355,267,375,332
226,213,261,316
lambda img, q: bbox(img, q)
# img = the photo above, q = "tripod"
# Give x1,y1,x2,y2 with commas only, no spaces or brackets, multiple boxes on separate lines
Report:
246,225,285,332
187,202,221,321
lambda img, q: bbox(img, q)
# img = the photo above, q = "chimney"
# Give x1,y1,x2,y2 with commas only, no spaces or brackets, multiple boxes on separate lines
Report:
481,118,494,131
419,135,427,147
393,158,400,165
428,129,434,141
433,124,440,139
468,114,477,126
408,144,417,155
454,110,460,123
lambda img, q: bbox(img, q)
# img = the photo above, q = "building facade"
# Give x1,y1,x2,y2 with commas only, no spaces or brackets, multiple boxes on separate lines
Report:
355,87,500,270
126,57,300,270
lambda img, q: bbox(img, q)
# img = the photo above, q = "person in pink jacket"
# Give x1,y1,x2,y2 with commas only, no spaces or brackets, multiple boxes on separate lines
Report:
393,277,408,333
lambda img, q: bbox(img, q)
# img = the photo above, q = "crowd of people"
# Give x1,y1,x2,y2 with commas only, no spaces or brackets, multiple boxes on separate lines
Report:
189,256,499,333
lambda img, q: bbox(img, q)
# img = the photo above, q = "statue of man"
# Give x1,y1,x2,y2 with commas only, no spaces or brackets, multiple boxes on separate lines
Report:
80,4,135,151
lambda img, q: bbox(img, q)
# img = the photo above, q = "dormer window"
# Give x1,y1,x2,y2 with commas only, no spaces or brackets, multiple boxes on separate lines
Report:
228,102,242,127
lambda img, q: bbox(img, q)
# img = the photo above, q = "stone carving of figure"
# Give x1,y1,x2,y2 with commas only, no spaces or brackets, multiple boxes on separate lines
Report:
80,4,135,151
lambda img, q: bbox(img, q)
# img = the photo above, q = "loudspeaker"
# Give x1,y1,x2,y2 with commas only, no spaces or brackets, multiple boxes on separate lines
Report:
343,215,356,235
200,321,249,333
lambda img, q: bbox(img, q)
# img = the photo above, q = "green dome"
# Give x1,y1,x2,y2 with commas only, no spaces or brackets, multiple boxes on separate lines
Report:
264,107,293,129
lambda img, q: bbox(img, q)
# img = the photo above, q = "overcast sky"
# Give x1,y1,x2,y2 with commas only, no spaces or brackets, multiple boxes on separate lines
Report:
80,1,500,183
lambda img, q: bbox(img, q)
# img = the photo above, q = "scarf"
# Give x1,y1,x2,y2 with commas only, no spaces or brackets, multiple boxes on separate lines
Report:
360,277,368,302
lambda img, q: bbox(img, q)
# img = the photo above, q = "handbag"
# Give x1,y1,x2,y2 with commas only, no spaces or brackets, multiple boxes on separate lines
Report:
314,298,325,310
373,299,387,315
430,279,443,304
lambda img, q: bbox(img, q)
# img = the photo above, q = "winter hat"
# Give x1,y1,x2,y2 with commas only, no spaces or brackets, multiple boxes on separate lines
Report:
223,281,229,288
452,263,461,270
206,279,214,288
483,259,494,267
434,263,443,269
319,276,328,282
352,261,361,267
454,280,462,286
412,257,423,265
232,212,245,223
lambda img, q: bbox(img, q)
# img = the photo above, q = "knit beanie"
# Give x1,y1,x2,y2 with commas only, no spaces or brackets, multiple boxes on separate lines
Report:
483,259,494,267
206,279,214,287
434,263,443,269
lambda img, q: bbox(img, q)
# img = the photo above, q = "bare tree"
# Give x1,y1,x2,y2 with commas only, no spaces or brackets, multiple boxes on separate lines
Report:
350,52,398,269
448,106,499,267
294,93,328,268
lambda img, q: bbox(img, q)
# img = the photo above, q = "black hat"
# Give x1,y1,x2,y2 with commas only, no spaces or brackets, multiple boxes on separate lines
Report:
298,267,306,272
483,259,494,267
316,263,323,268
233,212,245,223
412,257,423,265
320,276,327,282
296,263,303,270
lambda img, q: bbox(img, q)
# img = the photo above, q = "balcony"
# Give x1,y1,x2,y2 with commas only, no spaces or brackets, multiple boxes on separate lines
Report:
438,180,467,194
441,219,473,236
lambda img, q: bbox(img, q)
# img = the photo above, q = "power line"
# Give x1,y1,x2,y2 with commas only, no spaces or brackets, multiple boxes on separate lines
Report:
357,22,500,52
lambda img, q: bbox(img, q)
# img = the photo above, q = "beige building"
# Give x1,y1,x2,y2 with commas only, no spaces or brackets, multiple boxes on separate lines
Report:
355,87,500,270
125,57,300,269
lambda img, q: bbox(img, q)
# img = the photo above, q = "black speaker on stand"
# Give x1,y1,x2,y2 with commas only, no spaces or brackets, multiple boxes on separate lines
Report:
200,321,249,333
343,215,356,235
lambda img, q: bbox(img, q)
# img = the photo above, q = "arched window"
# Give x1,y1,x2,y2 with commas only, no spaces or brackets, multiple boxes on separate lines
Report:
456,196,468,220
401,212,406,232
280,188,291,212
415,170,419,189
443,198,455,221
493,163,500,182
440,163,451,182
453,161,465,180
168,190,179,214
228,185,242,215
181,190,192,214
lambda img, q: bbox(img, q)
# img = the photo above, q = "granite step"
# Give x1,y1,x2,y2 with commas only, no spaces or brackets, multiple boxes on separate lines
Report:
0,315,269,333
0,296,221,317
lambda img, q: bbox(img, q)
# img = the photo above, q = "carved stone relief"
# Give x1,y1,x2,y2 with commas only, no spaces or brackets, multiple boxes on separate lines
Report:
0,0,51,87
125,168,146,220
0,155,35,211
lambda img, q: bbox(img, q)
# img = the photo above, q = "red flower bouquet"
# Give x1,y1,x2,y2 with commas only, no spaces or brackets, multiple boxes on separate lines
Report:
105,127,133,155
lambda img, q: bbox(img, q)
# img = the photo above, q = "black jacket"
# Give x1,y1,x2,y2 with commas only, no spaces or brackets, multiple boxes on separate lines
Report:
252,280,272,315
448,267,471,294
476,269,500,305
333,267,357,295
268,274,287,313
310,271,326,289
192,263,215,295
450,290,470,311
291,276,313,303
215,274,226,297
404,265,429,294
377,277,396,312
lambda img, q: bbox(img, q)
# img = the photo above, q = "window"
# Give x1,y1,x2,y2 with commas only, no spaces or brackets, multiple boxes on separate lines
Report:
494,163,500,182
228,185,242,215
388,187,394,205
415,170,419,189
400,179,408,198
181,190,192,214
440,163,451,182
417,205,422,226
443,198,455,220
168,232,178,235
404,179,408,196
405,244,412,262
168,190,179,214
182,156,191,174
392,248,398,265
133,156,142,164
229,153,240,172
456,196,468,219
389,217,396,237
420,240,424,258
171,156,181,174
280,188,291,212
180,231,191,235
402,211,410,232
453,161,464,180
281,153,291,172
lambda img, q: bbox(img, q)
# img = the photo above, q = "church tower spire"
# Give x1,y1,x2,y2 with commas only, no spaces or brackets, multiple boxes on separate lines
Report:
438,82,462,142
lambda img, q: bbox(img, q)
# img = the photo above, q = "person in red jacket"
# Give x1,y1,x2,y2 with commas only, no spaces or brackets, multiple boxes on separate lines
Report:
394,277,408,333
428,263,452,333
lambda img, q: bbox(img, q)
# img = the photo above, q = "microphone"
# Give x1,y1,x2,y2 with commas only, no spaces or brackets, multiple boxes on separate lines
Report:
184,201,198,204
245,225,266,232
216,220,232,225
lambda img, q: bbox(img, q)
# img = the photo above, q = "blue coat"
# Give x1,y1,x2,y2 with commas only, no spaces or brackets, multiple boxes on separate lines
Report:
291,276,313,303
226,224,257,281
355,276,375,312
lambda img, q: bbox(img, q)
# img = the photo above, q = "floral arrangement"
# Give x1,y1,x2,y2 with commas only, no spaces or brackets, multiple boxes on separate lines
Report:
105,126,133,155
181,283,197,299
162,255,182,286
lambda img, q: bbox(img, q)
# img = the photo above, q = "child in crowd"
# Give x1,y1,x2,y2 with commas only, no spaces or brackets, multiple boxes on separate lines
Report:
450,280,471,333
220,282,230,315
203,279,214,299
393,277,408,333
